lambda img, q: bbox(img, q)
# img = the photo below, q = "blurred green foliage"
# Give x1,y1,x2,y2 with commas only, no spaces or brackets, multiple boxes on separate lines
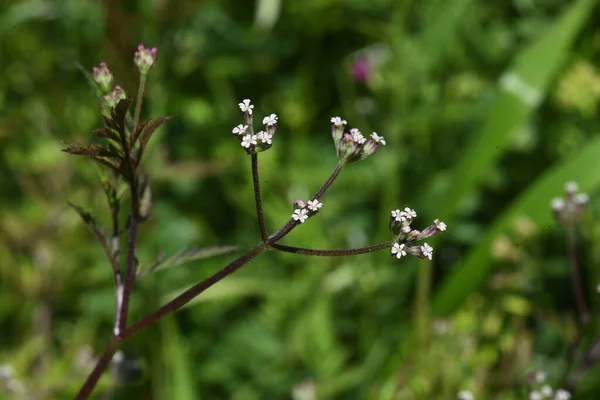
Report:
1,0,600,398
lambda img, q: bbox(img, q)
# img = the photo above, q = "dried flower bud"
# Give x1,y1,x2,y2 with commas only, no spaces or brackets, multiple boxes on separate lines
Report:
134,43,158,75
92,62,113,93
293,199,306,209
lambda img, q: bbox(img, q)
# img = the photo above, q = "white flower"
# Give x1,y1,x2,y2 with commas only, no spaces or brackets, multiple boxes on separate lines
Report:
529,391,542,400
232,124,248,136
421,243,433,260
292,208,309,223
541,385,553,397
534,371,546,384
331,116,347,127
391,243,407,259
457,391,473,400
554,389,570,400
307,200,323,212
262,113,278,126
370,132,386,145
404,207,417,218
551,198,565,212
238,99,254,115
257,130,273,145
435,219,447,231
350,128,366,144
241,134,257,148
391,209,403,221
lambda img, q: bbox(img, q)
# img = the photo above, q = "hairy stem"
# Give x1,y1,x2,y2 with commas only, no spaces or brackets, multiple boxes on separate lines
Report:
132,75,146,133
271,242,391,256
251,153,268,242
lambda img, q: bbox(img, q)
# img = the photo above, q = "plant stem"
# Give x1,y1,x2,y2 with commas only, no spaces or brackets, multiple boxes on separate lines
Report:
313,162,344,201
271,242,391,256
566,226,589,324
74,161,347,398
115,174,139,336
74,337,119,400
123,243,265,337
132,75,147,133
251,153,268,242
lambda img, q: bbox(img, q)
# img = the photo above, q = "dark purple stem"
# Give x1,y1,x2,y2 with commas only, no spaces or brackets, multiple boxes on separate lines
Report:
74,337,119,400
271,242,391,256
251,153,268,242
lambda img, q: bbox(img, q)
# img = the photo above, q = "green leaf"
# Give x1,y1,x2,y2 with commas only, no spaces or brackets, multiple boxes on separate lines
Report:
433,135,600,315
142,246,239,276
428,0,595,222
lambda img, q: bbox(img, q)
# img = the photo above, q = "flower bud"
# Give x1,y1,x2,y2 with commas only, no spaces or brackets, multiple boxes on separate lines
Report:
92,62,113,93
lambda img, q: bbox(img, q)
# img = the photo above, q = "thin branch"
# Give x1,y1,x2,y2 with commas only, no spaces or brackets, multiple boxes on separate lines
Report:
271,242,391,256
268,162,345,243
251,153,268,242
123,243,265,337
115,173,139,336
74,337,119,400
566,227,590,324
132,75,147,134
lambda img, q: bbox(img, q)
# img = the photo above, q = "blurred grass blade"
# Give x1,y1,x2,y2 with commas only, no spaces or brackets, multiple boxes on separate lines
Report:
434,0,595,221
156,317,198,400
433,135,600,315
143,245,239,276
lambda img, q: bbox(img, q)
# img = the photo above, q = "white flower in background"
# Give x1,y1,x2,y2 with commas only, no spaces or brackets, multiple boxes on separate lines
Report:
554,389,571,400
262,113,278,126
370,132,386,145
421,243,433,260
541,385,553,397
391,243,407,259
529,391,542,400
307,200,322,212
331,116,347,126
238,99,254,114
534,371,546,383
292,208,309,223
241,134,257,148
457,391,473,400
232,124,248,136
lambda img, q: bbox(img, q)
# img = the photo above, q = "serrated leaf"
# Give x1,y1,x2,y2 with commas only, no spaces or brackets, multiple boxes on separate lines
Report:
134,116,172,165
142,246,239,276
104,97,133,152
93,127,120,141
68,202,118,273
62,144,120,158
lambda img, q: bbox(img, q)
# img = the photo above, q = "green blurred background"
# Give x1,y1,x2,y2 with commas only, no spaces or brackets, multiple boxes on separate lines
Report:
2,0,600,398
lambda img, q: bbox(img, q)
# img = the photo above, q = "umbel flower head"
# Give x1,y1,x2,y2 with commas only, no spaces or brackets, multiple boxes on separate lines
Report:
233,99,278,154
330,117,386,163
388,207,447,261
551,181,589,227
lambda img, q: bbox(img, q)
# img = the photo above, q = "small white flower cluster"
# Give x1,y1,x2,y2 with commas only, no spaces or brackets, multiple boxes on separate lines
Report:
457,390,473,400
551,181,589,226
292,199,323,223
330,117,386,163
234,99,278,154
388,207,447,261
528,371,570,400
